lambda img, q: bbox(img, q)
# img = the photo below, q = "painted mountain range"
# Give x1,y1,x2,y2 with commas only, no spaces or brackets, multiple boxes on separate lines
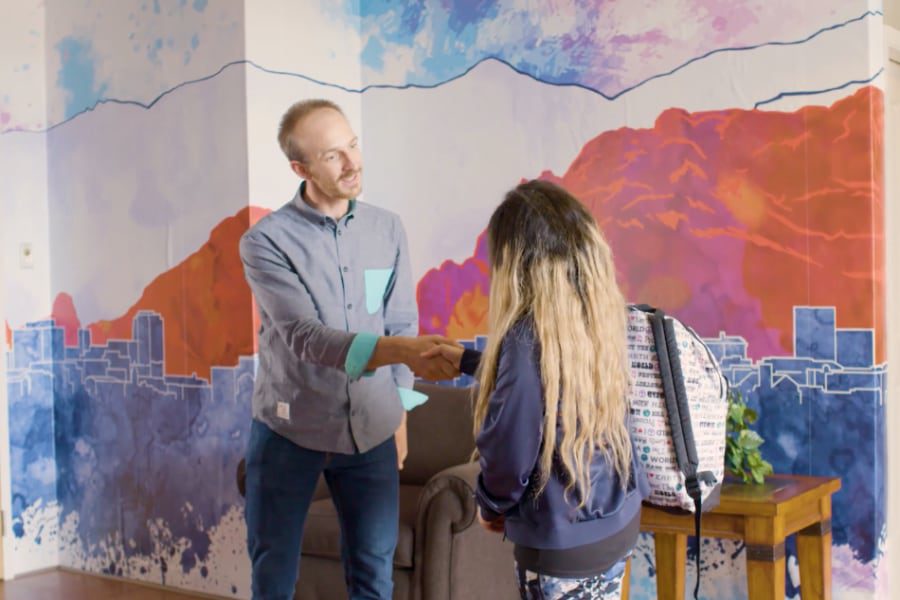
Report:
418,86,884,361
50,207,269,380
41,88,884,381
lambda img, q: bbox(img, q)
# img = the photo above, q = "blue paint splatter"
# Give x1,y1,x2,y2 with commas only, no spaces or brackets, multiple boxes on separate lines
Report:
33,313,255,571
444,0,496,33
8,311,253,572
55,37,108,119
344,6,882,97
148,38,164,61
191,34,199,50
192,0,208,13
8,11,882,138
359,0,398,20
361,37,385,71
7,323,61,537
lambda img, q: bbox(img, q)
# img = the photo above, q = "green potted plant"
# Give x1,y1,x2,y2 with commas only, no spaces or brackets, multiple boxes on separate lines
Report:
725,389,774,484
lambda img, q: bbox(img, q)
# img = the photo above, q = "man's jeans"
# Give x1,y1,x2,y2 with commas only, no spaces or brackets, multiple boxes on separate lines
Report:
245,419,399,600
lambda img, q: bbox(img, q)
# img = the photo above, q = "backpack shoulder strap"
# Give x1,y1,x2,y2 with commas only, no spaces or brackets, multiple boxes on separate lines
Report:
646,307,706,600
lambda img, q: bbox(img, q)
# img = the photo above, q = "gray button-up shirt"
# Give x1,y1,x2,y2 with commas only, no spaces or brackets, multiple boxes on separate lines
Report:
239,182,417,454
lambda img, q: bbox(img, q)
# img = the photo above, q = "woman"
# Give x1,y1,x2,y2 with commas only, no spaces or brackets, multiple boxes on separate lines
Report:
427,180,649,599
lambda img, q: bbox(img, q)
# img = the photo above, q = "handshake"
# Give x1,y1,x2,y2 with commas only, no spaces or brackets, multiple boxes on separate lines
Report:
376,335,467,381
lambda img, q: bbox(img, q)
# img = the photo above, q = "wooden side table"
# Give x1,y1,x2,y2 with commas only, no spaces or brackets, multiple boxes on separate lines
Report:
628,474,841,600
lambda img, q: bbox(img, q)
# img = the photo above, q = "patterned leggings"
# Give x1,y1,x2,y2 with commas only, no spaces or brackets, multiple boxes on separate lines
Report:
515,557,627,600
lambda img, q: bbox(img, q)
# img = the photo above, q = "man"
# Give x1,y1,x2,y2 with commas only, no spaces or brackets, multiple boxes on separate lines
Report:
240,99,457,600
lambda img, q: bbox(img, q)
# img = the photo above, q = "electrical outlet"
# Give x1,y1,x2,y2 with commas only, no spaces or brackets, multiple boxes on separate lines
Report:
20,243,34,269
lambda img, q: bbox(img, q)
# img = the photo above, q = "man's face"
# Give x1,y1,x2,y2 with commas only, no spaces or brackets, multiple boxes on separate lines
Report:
290,108,362,202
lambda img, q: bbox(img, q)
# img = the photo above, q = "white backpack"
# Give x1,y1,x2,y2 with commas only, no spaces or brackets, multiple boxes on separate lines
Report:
627,305,728,598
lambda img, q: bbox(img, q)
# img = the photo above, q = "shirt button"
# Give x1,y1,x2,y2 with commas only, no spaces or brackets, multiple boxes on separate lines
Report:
342,266,349,273
337,230,343,236
347,303,353,310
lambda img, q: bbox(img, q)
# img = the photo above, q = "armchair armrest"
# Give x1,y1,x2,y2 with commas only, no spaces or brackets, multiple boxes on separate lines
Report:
416,461,481,533
412,461,485,599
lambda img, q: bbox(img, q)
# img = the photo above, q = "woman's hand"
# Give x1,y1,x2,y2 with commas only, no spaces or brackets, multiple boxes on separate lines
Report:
421,343,465,371
477,511,505,534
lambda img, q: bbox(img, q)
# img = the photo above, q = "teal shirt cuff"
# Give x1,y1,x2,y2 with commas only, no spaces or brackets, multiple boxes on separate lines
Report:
345,333,379,380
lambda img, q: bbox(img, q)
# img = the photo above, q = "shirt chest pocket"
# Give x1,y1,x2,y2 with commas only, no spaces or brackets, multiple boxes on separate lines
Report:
364,267,394,314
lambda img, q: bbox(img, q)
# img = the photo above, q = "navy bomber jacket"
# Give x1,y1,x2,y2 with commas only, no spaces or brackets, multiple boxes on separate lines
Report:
462,318,650,550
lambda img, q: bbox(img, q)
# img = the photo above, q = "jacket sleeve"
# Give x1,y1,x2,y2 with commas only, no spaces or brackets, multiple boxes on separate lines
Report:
474,328,543,521
240,230,377,380
382,216,417,390
460,349,482,377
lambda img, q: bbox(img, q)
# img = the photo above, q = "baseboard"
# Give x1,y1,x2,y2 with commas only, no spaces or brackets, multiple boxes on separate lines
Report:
56,566,235,599
3,565,59,580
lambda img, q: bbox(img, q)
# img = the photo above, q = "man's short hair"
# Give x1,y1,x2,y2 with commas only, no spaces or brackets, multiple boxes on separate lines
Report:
277,99,344,162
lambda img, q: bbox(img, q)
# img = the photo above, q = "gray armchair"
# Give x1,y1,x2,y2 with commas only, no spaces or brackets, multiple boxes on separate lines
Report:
237,383,518,600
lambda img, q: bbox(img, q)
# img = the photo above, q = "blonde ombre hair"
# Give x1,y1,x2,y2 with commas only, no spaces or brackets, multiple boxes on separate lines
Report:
474,180,632,506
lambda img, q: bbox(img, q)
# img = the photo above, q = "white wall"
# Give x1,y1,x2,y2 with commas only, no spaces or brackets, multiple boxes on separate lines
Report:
887,0,900,31
885,16,900,594
0,0,53,579
243,1,363,211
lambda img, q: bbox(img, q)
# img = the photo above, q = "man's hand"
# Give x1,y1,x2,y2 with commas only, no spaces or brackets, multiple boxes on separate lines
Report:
478,511,505,534
404,335,462,380
420,343,465,371
367,335,462,380
395,412,408,470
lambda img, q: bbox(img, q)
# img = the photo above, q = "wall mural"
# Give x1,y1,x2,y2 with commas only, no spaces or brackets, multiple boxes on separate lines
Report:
2,1,886,598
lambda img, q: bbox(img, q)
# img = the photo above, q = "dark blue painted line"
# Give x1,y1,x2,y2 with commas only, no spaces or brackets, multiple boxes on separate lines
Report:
0,9,883,135
608,9,882,100
753,68,884,108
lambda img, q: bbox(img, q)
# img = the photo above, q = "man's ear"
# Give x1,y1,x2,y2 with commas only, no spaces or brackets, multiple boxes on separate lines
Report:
290,160,309,179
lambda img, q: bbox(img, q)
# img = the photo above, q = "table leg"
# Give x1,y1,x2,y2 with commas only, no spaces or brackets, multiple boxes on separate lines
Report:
654,532,686,600
797,519,832,600
621,557,632,600
745,541,785,600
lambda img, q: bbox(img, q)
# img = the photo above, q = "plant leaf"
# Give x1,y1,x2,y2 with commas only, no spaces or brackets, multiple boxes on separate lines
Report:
738,430,764,450
722,390,772,484
729,450,744,472
728,403,744,424
744,408,758,424
751,467,765,484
